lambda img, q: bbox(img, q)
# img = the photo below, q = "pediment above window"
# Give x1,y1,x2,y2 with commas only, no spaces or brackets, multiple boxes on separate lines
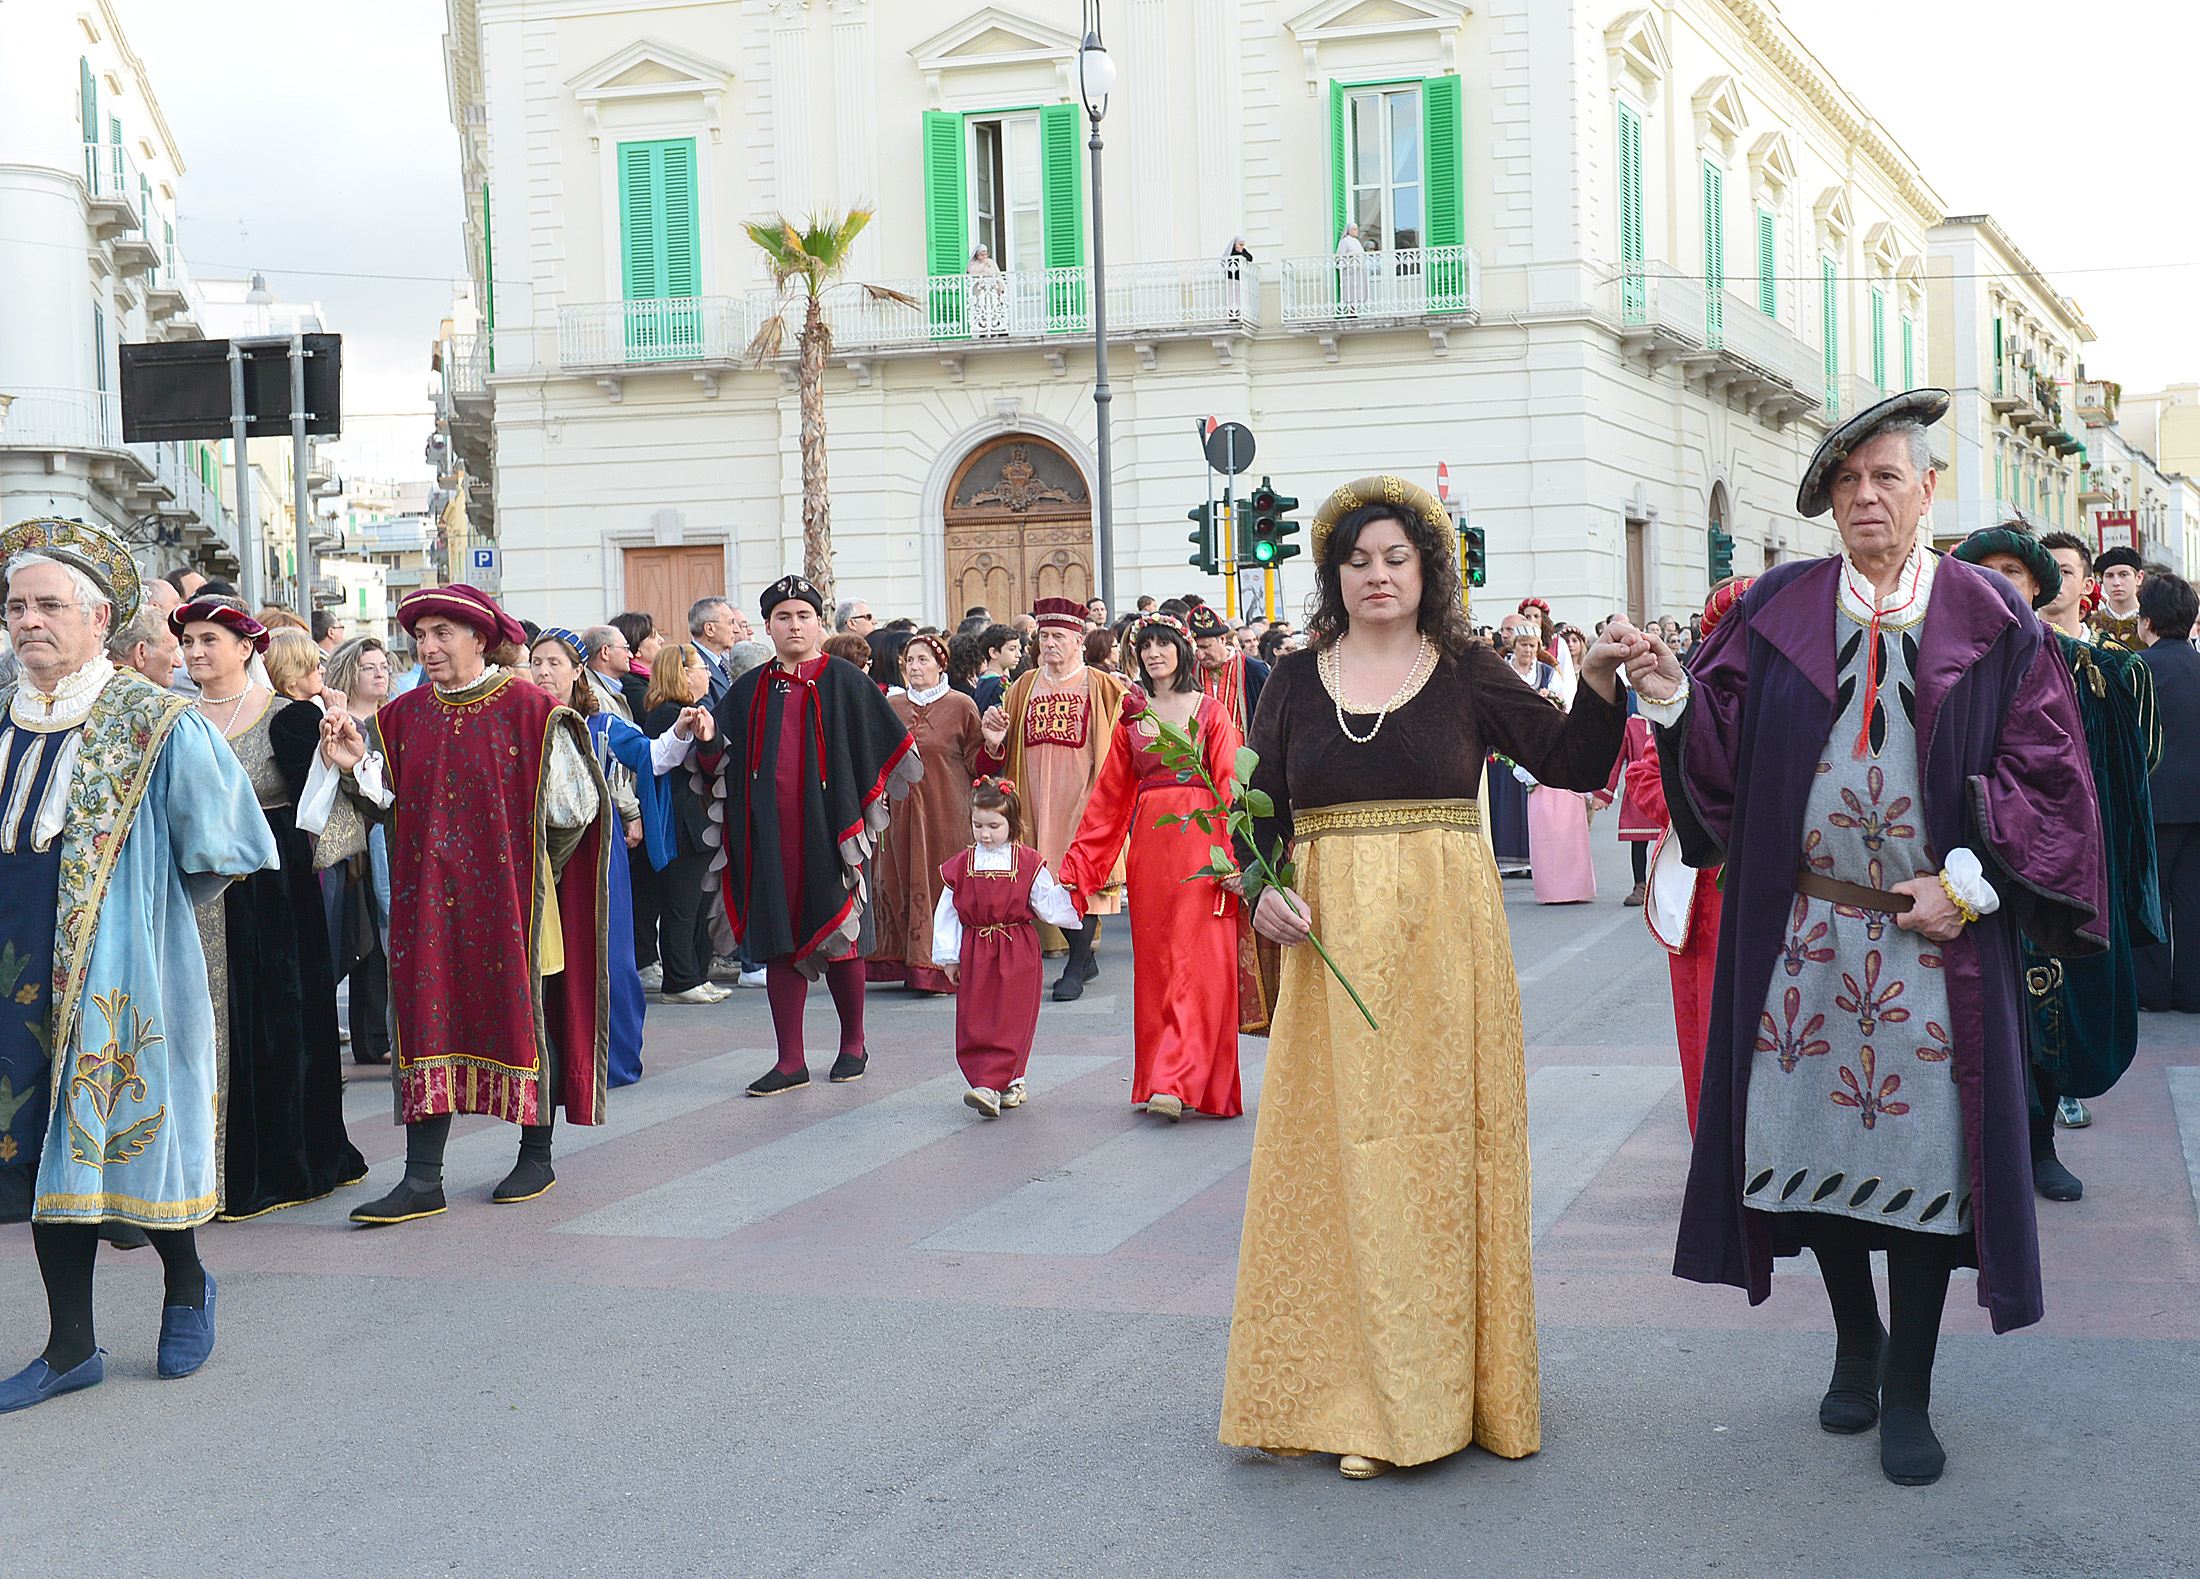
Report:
567,38,735,145
1604,9,1670,104
1748,129,1795,203
1286,0,1473,93
1814,184,1852,246
908,7,1083,109
1864,221,1902,275
1691,75,1748,159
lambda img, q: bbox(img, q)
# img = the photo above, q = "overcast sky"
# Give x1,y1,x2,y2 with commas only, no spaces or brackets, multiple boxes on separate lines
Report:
114,0,2197,489
119,0,463,486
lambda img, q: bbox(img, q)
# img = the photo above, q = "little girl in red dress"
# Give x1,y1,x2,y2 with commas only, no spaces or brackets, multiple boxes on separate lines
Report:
934,777,1082,1117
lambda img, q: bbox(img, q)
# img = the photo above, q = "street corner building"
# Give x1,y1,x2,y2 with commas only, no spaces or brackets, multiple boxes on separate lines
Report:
1659,550,2108,1334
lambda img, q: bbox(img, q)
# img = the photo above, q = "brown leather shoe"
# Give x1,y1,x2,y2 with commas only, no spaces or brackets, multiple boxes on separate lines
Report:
1623,882,1647,906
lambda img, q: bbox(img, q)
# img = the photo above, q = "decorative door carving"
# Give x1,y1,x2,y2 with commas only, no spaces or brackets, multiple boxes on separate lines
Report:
943,436,1093,620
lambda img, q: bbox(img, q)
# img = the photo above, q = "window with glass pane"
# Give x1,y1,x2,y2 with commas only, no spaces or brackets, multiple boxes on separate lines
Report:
969,115,1046,273
1349,85,1423,251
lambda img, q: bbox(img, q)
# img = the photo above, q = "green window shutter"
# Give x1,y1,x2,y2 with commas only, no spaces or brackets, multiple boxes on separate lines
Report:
1757,208,1776,317
1617,102,1643,320
1038,103,1083,270
1329,79,1349,246
1821,256,1839,412
1702,163,1723,339
1869,288,1886,388
1992,316,2003,394
617,138,700,358
922,111,967,276
80,57,97,143
1422,75,1463,248
1901,314,1914,389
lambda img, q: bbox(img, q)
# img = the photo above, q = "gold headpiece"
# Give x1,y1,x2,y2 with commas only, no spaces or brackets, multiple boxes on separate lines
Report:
1310,475,1453,559
0,515,144,627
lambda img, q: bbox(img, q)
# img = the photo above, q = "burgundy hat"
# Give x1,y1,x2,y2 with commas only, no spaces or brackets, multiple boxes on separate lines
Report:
1032,596,1089,633
397,583,526,650
170,596,270,654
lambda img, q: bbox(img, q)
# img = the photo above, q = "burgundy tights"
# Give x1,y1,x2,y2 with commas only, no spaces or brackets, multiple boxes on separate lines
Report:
765,955,867,1074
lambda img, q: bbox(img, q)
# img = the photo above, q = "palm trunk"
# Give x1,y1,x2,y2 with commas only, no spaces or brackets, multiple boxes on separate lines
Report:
799,290,833,604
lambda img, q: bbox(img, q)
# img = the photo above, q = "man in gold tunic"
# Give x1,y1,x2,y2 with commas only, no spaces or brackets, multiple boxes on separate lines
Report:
977,597,1127,1001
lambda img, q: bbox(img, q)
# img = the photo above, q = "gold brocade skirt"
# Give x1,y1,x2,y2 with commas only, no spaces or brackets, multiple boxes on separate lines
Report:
1219,802,1540,1464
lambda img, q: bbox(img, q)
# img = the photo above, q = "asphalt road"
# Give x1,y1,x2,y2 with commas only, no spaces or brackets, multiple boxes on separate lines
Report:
4,820,2196,1578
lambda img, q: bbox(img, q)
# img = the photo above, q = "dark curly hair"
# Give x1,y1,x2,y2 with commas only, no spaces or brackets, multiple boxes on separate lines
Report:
1305,503,1475,657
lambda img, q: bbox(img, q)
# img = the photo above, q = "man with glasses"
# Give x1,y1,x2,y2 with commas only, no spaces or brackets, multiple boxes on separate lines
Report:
835,599,876,637
690,596,738,707
582,625,635,721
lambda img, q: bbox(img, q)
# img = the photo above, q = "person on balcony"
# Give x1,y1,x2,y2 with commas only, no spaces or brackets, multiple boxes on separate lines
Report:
1224,238,1254,319
969,245,1006,337
1335,223,1368,309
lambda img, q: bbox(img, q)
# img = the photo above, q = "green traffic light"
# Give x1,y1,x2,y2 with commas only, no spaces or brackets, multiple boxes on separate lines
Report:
1255,540,1275,562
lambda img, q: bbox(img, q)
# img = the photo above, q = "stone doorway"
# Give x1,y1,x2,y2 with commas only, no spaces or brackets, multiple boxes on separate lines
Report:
943,435,1093,621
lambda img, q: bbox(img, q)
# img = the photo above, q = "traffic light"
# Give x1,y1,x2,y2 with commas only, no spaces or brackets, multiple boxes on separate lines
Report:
1239,476,1302,566
1461,523,1487,587
1187,502,1219,576
1708,525,1736,584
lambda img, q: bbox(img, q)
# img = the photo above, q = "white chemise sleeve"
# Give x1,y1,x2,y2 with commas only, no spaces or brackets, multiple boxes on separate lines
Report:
1029,864,1082,929
932,886,963,967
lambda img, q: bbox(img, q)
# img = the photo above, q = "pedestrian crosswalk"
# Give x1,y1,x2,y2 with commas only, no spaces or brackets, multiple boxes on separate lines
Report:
320,1051,1687,1250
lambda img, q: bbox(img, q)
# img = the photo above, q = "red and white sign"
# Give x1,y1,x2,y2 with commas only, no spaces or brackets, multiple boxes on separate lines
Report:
2096,511,2136,555
1436,461,1452,502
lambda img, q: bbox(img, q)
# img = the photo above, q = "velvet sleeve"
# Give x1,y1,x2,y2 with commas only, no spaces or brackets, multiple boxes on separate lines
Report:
1654,599,1753,868
1970,638,2108,958
1623,731,1669,829
1056,720,1138,907
267,698,323,802
1469,642,1628,793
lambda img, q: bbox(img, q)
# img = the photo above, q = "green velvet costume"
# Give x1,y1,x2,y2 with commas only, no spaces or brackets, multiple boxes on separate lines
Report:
2024,631,2161,1102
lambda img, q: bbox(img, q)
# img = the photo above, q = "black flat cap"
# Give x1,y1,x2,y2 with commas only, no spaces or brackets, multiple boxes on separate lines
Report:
2092,545,2144,575
1796,388,1950,519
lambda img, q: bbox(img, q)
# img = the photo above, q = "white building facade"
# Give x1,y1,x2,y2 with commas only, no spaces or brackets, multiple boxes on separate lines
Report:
443,0,1941,636
0,0,238,574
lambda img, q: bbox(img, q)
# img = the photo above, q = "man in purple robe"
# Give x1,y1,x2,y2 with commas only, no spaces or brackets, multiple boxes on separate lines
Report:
1628,389,2106,1488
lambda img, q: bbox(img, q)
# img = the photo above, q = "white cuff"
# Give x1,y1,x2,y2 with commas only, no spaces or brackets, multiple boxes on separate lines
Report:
1634,673,1691,727
353,752,392,809
649,729,693,775
1941,848,2000,917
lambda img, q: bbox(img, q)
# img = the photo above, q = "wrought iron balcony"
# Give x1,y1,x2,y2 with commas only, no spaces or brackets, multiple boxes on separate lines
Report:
81,139,143,240
1277,246,1480,331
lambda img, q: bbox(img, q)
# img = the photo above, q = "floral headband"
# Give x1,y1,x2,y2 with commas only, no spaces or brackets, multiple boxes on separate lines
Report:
904,632,950,671
972,774,1017,796
1130,611,1191,643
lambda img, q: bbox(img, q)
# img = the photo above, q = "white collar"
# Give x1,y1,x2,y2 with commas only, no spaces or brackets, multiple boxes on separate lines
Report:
1837,537,1935,630
971,841,1015,868
11,655,115,730
1038,663,1086,687
433,664,500,698
906,679,951,706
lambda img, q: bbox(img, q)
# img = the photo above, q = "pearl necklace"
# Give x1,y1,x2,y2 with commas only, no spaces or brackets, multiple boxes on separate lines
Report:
197,682,255,738
1322,637,1433,745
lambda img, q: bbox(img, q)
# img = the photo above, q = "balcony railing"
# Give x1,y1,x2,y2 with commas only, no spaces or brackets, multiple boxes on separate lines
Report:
1709,290,1824,405
1845,373,1887,419
1277,246,1480,325
0,385,125,450
556,298,762,372
1610,262,1708,353
441,334,490,400
81,139,144,237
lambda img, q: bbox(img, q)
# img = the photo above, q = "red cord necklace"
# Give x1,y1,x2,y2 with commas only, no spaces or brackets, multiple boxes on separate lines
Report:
1843,548,1924,760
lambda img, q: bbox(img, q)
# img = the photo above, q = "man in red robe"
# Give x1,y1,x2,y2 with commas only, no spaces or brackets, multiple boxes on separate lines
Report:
704,575,918,1097
1188,602,1269,737
321,584,611,1224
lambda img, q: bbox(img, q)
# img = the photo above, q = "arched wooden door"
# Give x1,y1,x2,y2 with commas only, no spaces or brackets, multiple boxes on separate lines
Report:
943,435,1093,620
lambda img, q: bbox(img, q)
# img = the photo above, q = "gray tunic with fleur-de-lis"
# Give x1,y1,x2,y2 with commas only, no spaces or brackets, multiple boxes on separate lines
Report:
1743,606,1971,1235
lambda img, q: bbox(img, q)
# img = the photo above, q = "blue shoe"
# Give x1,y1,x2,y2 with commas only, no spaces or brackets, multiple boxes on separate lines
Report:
0,1350,104,1413
157,1274,215,1380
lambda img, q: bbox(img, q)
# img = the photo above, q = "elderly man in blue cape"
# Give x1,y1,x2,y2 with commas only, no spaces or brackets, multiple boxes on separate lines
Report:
0,518,279,1414
1950,525,2161,1207
1626,391,2107,1488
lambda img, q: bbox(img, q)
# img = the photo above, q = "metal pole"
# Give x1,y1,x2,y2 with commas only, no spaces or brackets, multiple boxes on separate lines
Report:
1264,565,1276,622
291,332,312,622
1087,116,1115,618
228,342,255,607
1222,427,1238,614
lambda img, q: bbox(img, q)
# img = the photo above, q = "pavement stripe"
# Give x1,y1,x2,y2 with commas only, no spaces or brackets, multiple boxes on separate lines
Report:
291,1050,769,1225
2168,1067,2200,1226
1514,907,1641,986
553,1054,1117,1240
918,1055,1270,1256
1526,1064,1679,1242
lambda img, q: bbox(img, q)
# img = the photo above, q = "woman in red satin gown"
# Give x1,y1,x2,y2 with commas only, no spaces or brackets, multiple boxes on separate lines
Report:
1059,614,1245,1120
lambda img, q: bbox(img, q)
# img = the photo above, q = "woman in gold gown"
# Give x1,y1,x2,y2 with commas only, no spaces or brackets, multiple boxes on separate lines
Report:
1222,476,1640,1477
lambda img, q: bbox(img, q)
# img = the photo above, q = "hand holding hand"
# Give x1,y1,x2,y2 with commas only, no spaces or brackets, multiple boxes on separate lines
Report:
1253,886,1313,946
1622,625,1686,704
319,710,366,771
675,705,715,744
981,705,1010,751
1891,875,1966,942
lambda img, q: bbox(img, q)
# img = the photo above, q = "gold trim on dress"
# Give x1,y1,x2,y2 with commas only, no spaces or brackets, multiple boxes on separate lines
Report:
1293,798,1482,839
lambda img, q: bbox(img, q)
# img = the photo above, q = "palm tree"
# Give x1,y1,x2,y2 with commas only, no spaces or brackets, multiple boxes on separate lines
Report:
745,209,917,604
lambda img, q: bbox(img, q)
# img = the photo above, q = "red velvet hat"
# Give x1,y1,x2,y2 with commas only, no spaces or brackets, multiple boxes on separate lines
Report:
169,596,270,653
397,583,527,650
1032,596,1089,633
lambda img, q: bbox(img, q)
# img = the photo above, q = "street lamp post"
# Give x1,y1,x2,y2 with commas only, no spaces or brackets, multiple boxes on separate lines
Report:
1077,13,1117,618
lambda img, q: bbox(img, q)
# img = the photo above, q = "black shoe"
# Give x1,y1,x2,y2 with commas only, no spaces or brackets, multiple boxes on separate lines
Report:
349,1180,448,1226
493,1157,556,1204
99,1222,152,1251
1879,1406,1946,1485
1819,1326,1885,1434
2034,1154,2083,1201
1052,968,1085,1002
747,1066,811,1098
1083,953,1100,982
829,1049,868,1083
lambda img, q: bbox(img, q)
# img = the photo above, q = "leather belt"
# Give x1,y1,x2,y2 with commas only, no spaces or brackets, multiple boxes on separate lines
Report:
1795,869,1914,914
